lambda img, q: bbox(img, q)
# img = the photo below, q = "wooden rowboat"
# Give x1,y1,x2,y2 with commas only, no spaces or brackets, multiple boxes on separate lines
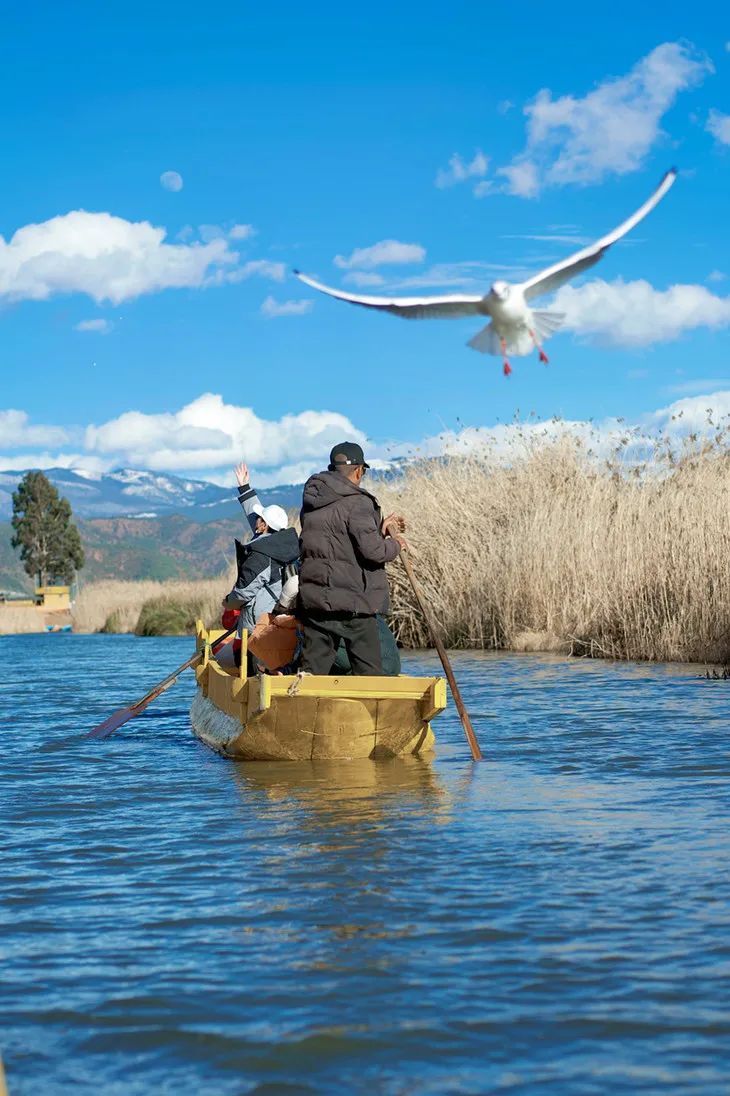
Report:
191,622,447,761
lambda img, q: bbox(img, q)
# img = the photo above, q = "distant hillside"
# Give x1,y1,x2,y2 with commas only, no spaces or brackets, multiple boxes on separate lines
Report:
0,513,246,590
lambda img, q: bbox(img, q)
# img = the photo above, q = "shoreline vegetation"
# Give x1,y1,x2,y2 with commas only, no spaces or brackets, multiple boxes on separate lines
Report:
6,431,730,665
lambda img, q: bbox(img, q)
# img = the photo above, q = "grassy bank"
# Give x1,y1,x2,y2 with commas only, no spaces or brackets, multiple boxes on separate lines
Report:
71,436,730,663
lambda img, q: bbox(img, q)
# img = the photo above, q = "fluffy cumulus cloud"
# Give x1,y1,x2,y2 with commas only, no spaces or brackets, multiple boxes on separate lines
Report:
0,410,69,449
706,109,730,145
8,389,730,485
554,278,730,347
83,393,366,474
160,170,183,192
435,150,489,189
334,239,426,270
497,42,712,196
0,211,285,304
260,296,313,318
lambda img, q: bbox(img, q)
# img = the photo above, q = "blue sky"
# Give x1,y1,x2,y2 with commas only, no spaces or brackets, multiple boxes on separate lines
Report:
1,2,729,485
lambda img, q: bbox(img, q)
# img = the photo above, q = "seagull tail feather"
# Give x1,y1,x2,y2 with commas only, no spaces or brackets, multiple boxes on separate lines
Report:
532,310,565,341
466,323,502,356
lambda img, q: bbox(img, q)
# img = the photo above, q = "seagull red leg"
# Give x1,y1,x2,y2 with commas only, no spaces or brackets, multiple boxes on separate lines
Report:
529,327,549,364
500,337,512,376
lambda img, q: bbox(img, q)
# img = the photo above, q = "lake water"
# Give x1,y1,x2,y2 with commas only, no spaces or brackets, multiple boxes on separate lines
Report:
2,635,729,1095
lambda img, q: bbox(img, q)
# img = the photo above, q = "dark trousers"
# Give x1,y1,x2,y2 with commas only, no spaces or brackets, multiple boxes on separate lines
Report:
301,613,383,675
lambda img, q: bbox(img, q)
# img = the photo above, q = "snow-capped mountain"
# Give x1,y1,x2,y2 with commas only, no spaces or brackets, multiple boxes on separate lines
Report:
0,468,304,521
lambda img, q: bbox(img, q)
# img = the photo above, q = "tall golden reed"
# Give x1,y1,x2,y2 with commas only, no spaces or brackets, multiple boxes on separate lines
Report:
381,430,730,663
73,576,230,634
0,607,45,635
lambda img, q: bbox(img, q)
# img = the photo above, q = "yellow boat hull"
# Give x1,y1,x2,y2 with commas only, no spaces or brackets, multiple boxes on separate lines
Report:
191,624,447,761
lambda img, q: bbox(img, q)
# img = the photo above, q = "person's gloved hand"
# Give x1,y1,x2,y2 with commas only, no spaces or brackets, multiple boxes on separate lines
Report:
222,607,241,630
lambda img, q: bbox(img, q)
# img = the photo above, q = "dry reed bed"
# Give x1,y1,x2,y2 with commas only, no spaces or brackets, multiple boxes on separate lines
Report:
72,576,230,634
381,438,730,663
0,607,45,635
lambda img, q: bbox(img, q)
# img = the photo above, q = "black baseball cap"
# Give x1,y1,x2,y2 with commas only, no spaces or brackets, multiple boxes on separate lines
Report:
328,441,370,470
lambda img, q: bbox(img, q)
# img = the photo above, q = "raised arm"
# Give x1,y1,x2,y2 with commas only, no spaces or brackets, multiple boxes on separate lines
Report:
235,461,264,535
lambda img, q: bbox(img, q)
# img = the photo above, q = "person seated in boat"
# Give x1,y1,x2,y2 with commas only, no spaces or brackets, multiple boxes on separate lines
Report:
298,441,407,675
222,462,300,668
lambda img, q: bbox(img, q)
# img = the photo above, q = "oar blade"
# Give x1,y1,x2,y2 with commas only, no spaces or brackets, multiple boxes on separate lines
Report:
86,681,176,739
86,705,139,740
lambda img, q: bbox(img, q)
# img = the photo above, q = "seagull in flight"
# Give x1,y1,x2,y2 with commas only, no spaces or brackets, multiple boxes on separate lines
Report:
294,169,677,376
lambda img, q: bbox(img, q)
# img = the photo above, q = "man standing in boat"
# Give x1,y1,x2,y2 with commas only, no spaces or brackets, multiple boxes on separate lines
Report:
222,462,300,665
298,442,406,675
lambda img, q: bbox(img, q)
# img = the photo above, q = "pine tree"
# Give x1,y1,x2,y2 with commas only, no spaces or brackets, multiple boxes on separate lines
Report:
11,471,85,588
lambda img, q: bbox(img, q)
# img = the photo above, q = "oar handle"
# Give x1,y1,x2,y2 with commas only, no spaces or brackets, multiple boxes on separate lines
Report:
401,550,483,761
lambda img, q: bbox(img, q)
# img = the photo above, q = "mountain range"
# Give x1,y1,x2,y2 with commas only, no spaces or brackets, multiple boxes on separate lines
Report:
0,467,304,522
0,464,404,592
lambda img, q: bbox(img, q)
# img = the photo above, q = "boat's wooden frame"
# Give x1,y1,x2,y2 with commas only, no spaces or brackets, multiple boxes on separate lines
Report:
190,622,447,761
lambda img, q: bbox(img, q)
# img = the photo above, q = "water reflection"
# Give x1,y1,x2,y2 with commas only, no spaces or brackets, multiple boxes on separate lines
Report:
232,754,454,832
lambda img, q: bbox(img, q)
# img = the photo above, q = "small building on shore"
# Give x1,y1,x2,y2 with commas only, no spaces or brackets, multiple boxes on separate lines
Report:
0,585,73,633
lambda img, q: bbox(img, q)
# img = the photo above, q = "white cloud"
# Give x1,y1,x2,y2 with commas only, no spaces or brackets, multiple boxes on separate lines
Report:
0,211,285,305
497,159,541,198
0,452,106,474
84,393,366,474
0,410,70,449
0,210,240,304
333,240,426,270
651,391,730,431
707,109,730,145
435,150,489,189
160,170,183,192
499,42,712,196
554,278,730,347
225,259,286,283
75,318,112,334
664,378,730,395
384,390,730,472
707,270,727,283
342,272,386,288
229,223,255,240
260,296,313,318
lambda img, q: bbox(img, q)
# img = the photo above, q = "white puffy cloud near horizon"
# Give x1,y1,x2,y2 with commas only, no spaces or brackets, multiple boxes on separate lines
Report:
333,239,426,270
6,389,730,489
0,210,284,306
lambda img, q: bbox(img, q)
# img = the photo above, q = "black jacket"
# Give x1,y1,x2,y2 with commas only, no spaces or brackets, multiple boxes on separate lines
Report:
298,471,400,615
224,527,300,632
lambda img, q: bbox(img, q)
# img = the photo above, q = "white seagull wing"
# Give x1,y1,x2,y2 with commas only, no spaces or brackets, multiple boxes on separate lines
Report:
293,270,484,319
519,168,677,303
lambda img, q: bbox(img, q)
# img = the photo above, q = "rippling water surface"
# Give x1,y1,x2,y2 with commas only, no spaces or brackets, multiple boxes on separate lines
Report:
2,634,730,1094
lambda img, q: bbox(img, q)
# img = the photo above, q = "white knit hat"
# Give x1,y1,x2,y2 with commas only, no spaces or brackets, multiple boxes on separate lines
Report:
261,504,288,532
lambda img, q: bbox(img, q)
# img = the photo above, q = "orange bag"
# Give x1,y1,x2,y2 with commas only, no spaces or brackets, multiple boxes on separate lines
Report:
248,613,300,671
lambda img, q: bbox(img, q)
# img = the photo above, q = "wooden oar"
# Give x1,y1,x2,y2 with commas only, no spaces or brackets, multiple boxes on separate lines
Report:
400,550,483,761
86,625,237,740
